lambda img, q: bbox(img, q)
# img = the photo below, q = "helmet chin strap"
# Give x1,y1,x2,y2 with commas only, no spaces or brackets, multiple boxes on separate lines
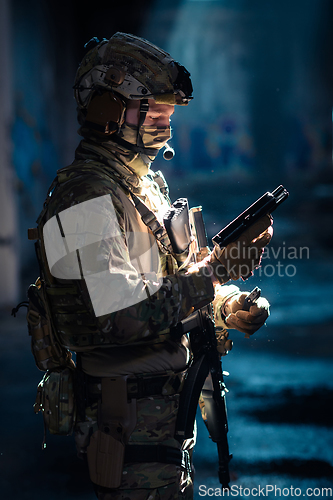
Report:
136,99,153,165
137,99,149,142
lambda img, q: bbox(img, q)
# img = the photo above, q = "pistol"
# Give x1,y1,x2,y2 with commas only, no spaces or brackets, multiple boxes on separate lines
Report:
212,185,289,249
242,286,263,338
243,286,261,311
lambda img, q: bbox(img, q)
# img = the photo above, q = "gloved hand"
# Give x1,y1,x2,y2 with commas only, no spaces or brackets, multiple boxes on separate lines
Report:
215,328,233,356
221,292,270,336
209,215,273,283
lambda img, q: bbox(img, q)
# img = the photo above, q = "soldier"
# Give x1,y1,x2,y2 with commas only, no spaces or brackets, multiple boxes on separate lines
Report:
31,33,272,499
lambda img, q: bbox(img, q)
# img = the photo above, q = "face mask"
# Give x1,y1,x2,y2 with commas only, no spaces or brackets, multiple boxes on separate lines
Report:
119,123,171,151
118,123,137,145
139,125,172,150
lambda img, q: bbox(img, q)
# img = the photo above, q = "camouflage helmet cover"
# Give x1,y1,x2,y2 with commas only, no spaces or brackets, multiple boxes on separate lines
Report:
74,32,193,110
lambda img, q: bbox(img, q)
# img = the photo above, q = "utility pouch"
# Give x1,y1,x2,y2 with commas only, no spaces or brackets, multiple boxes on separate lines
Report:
34,367,76,441
27,277,74,371
86,377,137,489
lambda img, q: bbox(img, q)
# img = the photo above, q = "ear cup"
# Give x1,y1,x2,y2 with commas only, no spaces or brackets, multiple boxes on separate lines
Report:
105,66,126,86
84,92,125,135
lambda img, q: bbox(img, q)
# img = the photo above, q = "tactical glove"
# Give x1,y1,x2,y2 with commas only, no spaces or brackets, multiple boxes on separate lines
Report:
221,292,270,335
209,215,273,283
215,328,233,356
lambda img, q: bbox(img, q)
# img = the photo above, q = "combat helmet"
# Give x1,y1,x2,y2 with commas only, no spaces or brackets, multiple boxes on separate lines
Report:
73,32,193,139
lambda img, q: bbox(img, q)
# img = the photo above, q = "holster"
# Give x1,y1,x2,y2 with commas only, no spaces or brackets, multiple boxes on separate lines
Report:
86,376,137,489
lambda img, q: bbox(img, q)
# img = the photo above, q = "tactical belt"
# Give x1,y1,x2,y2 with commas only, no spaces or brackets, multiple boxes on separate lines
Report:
124,445,191,472
84,372,183,405
127,373,181,399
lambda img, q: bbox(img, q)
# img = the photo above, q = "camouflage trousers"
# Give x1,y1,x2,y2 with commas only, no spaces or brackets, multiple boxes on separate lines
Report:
75,389,195,500
93,476,193,500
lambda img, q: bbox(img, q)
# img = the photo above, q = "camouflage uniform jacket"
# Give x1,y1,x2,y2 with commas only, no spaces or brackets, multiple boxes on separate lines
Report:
40,138,215,376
